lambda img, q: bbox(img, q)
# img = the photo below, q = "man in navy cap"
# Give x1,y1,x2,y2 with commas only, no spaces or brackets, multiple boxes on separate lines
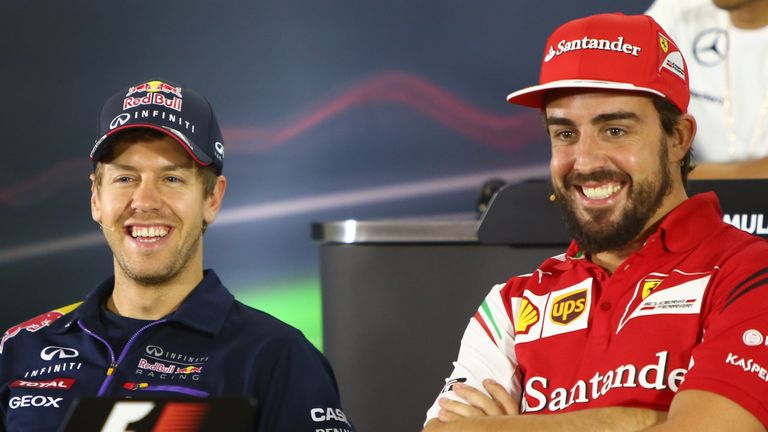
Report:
0,79,354,432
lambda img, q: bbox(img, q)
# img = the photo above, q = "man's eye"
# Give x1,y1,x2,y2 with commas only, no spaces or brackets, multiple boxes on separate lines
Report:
607,128,625,137
555,130,575,140
166,176,182,183
116,176,133,183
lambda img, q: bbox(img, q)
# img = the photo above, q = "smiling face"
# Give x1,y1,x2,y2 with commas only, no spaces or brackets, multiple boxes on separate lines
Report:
91,135,225,286
546,91,688,254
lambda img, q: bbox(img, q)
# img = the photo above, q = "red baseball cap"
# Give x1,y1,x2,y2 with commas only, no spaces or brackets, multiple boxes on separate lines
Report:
506,13,689,113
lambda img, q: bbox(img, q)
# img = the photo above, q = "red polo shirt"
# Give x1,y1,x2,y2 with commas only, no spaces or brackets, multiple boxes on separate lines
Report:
426,192,768,426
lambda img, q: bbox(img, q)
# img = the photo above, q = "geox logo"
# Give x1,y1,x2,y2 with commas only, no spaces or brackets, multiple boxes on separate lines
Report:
544,36,641,62
550,289,587,325
723,214,768,235
515,298,540,334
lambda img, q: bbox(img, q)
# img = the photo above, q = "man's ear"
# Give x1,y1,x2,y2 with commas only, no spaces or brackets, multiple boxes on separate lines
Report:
90,173,102,224
669,113,697,163
203,175,227,225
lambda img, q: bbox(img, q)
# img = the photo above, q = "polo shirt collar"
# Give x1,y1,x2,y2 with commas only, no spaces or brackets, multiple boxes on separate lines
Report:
564,192,724,259
168,269,234,335
657,192,723,253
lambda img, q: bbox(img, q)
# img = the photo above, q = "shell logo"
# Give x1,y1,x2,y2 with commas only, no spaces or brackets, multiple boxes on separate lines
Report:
515,297,540,334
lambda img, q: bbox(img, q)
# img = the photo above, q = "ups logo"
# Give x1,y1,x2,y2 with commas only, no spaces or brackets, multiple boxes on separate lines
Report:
551,289,587,325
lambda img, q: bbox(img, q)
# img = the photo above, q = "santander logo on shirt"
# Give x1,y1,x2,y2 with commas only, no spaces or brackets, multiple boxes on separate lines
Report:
522,351,687,413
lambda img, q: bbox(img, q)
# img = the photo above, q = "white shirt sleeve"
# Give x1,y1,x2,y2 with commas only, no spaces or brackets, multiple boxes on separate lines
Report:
424,283,522,424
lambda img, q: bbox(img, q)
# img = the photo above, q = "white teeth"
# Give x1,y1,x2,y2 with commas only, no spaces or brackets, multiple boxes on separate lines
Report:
582,183,622,200
130,226,169,239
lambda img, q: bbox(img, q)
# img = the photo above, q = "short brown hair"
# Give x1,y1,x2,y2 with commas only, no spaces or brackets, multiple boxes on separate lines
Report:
652,96,694,187
92,128,219,197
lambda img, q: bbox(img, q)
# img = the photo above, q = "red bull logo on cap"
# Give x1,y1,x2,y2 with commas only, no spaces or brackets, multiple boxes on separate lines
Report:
123,93,183,112
177,366,203,374
126,80,182,97
0,303,81,354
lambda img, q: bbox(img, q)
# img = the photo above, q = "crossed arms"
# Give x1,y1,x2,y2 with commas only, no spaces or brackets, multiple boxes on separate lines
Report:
423,379,764,431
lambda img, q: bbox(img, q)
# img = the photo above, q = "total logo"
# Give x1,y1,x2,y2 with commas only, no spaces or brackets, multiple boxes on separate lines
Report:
9,395,63,409
40,346,79,361
11,378,75,390
742,329,768,347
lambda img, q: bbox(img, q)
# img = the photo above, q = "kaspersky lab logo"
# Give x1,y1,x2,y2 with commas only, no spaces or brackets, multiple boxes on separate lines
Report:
545,36,642,62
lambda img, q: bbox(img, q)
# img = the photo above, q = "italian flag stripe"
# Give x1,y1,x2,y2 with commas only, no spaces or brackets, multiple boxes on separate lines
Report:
473,311,495,344
481,300,503,341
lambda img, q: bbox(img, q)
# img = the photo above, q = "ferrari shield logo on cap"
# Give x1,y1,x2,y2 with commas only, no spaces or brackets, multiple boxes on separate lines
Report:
659,35,669,53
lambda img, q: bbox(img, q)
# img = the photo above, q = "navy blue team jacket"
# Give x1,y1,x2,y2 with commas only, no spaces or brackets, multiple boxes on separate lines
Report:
0,270,354,432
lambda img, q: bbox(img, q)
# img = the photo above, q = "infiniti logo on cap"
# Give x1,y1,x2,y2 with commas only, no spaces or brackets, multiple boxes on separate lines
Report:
40,346,79,361
110,113,132,130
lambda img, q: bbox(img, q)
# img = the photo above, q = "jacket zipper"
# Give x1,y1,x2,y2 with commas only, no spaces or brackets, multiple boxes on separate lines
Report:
78,319,168,396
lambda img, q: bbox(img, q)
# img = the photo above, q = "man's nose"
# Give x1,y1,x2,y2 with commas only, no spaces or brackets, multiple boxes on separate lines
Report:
131,180,162,211
572,134,607,173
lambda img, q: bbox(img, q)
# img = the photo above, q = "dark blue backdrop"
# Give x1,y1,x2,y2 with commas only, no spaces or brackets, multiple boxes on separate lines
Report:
0,1,651,346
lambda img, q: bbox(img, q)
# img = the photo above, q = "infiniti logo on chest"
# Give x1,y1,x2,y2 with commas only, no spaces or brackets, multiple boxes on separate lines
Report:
40,346,79,361
146,345,164,356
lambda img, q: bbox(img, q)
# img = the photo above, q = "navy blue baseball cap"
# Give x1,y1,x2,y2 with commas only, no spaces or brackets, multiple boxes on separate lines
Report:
91,79,224,174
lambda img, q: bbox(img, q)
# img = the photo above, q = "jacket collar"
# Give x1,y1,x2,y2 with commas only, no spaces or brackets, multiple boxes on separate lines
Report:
59,269,233,336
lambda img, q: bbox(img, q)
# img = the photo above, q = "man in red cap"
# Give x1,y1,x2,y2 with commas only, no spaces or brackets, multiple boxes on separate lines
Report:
424,13,768,431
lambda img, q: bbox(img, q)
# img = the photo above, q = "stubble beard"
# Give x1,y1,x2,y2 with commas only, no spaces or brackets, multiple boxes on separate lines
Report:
552,139,673,255
109,225,203,287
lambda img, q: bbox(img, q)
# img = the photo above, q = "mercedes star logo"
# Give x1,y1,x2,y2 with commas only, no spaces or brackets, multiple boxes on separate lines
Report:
693,28,728,66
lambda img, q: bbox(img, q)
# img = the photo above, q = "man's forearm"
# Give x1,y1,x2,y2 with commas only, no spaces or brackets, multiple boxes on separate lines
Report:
424,407,666,432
